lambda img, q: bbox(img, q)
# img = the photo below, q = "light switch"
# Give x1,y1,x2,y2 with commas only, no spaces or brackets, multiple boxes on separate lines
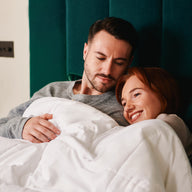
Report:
0,41,14,57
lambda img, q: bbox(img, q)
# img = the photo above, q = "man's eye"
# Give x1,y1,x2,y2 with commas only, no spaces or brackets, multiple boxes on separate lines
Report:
96,57,105,61
116,62,124,66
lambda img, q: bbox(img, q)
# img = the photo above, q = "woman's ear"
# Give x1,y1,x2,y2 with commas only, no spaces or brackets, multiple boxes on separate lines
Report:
83,42,88,60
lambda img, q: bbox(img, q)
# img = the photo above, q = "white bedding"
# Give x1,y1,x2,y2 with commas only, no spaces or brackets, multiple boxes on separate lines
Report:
0,97,192,192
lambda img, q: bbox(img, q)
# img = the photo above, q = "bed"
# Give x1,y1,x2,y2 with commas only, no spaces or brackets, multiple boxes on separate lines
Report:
1,0,191,191
0,97,192,192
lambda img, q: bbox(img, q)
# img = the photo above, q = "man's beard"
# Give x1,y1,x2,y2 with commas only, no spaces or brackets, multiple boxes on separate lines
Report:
88,78,111,93
85,69,116,93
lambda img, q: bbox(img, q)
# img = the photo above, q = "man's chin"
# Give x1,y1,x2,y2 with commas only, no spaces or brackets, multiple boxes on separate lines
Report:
94,85,115,93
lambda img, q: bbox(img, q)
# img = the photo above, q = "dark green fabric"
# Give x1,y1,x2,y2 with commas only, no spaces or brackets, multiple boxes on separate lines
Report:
110,0,163,67
161,0,192,126
66,0,109,79
29,0,67,95
29,0,192,128
162,0,192,77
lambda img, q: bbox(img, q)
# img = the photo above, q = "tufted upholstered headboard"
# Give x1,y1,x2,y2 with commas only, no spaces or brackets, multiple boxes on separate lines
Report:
29,0,192,128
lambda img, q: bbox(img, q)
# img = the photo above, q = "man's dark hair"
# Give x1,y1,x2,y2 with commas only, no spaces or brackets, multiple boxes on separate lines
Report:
88,17,138,55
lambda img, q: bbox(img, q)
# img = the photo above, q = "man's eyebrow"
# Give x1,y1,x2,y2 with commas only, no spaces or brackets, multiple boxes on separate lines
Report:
95,51,127,61
95,51,106,56
115,57,127,61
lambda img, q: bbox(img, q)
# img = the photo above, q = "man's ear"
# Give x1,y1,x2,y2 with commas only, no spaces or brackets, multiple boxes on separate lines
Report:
83,42,88,60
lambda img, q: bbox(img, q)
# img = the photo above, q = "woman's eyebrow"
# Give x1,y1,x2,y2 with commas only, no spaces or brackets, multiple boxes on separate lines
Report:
129,87,143,94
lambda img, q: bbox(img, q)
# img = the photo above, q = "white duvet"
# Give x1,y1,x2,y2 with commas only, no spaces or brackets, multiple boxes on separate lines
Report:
0,97,192,192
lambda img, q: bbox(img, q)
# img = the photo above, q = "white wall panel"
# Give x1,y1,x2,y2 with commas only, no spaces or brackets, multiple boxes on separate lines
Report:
0,0,29,117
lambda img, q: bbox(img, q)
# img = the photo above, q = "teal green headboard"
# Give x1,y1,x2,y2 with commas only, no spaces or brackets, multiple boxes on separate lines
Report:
29,0,192,128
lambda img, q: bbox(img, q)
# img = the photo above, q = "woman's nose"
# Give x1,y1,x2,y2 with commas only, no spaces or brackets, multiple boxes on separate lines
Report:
124,103,135,112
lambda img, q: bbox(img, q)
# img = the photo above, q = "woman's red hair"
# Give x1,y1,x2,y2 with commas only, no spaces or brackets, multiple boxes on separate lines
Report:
116,67,180,114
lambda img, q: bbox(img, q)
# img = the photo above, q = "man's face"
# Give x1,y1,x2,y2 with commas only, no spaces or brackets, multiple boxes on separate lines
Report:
83,30,133,94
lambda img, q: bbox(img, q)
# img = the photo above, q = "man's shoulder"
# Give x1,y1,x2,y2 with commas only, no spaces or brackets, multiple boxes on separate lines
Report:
41,80,80,91
45,80,75,87
32,80,79,98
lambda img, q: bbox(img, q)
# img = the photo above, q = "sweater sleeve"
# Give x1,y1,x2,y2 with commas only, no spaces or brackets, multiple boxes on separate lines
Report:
0,81,72,139
157,113,192,157
0,99,35,139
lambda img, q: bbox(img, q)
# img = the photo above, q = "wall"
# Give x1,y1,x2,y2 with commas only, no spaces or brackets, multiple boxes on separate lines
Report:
0,0,30,117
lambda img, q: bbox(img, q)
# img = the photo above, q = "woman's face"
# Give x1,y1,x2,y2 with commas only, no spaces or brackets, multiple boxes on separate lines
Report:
121,75,162,124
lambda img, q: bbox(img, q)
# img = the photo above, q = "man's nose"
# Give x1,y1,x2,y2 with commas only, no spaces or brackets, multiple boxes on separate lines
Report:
102,59,113,75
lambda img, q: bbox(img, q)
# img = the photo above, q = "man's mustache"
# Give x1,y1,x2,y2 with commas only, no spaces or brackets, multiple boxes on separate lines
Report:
96,74,115,81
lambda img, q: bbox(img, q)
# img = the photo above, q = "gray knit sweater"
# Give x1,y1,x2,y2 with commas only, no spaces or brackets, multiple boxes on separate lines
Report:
0,80,128,139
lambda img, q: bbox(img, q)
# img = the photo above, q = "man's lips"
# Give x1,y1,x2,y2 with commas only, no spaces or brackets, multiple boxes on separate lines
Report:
96,74,115,83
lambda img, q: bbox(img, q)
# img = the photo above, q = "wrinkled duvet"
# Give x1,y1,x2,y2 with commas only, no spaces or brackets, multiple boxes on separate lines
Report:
0,97,192,192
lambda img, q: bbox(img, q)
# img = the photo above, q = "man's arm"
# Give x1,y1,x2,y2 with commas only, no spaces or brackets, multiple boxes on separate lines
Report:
0,82,65,142
0,99,34,139
0,97,60,142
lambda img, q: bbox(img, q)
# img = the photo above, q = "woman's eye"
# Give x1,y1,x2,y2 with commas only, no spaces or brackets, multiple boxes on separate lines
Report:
121,102,126,107
134,93,140,97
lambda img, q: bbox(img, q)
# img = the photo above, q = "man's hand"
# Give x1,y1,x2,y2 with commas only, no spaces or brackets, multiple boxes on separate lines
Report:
22,113,60,143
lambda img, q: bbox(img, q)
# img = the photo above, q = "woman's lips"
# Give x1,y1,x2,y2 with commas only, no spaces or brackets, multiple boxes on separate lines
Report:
129,111,143,123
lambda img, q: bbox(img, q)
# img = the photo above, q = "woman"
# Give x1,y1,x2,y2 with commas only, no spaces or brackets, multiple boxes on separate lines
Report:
116,67,180,124
116,66,192,158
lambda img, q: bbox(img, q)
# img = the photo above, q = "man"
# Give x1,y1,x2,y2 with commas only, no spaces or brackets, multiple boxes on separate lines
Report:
0,17,137,143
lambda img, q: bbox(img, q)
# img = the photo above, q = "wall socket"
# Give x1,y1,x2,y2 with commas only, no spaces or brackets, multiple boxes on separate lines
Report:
0,41,14,57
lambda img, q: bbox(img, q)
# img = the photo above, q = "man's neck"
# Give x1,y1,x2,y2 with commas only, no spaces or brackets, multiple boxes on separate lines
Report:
73,81,102,95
